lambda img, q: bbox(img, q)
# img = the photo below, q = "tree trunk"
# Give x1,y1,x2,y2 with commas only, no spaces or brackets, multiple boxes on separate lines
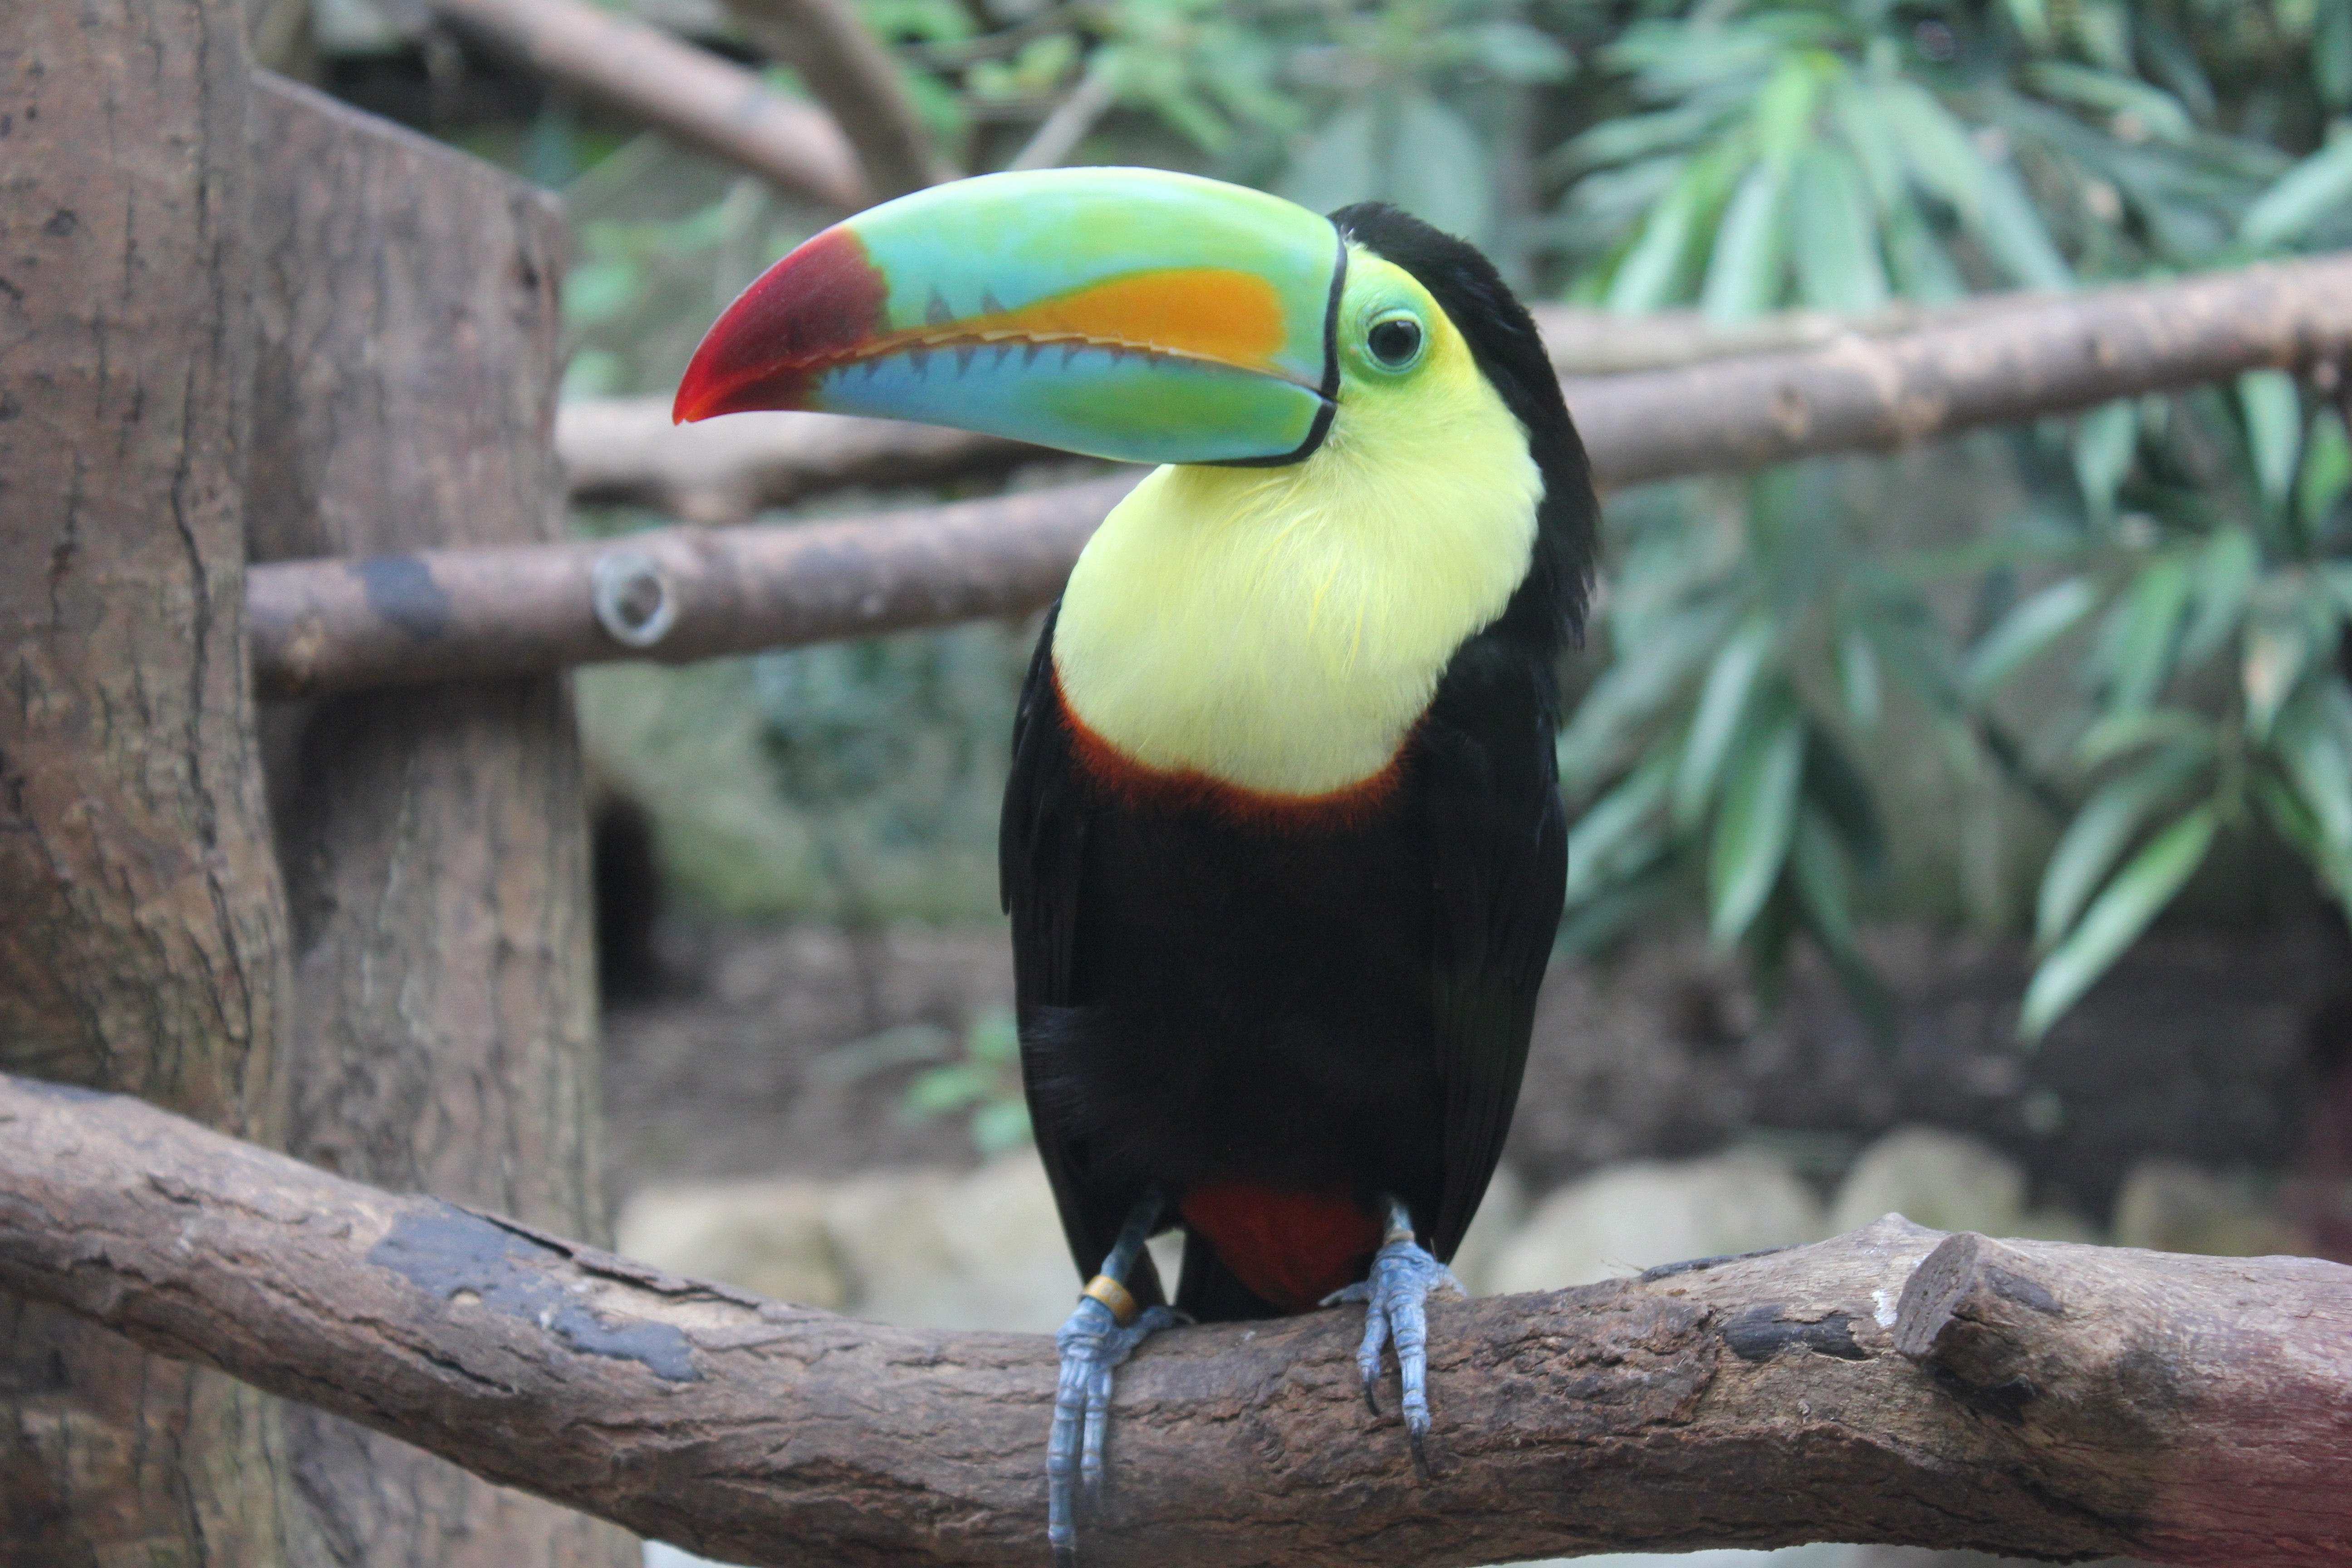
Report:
244,74,637,1568
0,5,292,1565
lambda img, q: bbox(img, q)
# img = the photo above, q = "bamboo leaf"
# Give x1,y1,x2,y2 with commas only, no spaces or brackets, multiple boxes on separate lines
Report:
2096,555,2193,712
1563,751,1674,906
1708,703,1805,949
1837,625,1882,731
2238,370,2304,507
2034,748,2203,950
2243,617,2315,740
1969,156,2074,291
1881,80,1983,216
2300,407,2352,532
1788,806,1856,956
1607,176,1698,312
2074,707,2215,769
1673,616,1776,828
1701,159,1790,321
2021,804,2218,1041
2073,400,2137,520
2242,126,2352,248
1790,144,1891,311
2178,527,2258,669
2273,680,2352,853
1963,576,2097,699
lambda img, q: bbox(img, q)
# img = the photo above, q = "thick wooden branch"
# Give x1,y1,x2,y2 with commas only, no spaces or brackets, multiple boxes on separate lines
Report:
4,1070,2348,1567
258,254,2352,695
428,0,868,208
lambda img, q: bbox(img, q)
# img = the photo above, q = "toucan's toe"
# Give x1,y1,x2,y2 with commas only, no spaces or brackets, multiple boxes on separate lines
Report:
1323,1203,1463,1459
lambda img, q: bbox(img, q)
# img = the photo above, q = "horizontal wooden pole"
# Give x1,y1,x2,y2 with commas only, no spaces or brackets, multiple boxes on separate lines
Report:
254,254,2352,696
2,1070,2347,1566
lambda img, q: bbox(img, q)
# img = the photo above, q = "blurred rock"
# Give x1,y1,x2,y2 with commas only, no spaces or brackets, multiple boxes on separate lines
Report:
615,1179,845,1308
1487,1151,1827,1294
2112,1160,2304,1257
1450,1163,1528,1296
1828,1125,2099,1244
615,1152,1077,1332
1829,1126,2026,1237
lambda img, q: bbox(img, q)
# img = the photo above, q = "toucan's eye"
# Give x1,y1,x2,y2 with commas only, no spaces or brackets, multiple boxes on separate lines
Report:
1366,314,1425,370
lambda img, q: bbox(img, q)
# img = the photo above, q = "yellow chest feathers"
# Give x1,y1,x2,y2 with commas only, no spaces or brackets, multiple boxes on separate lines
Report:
1051,311,1541,798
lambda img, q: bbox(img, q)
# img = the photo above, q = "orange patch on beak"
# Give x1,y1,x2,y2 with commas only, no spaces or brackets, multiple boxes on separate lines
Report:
836,268,1300,382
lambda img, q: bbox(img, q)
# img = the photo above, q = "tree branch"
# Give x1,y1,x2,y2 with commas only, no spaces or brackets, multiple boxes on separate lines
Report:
3,1070,2347,1566
427,0,868,207
724,0,958,198
258,254,2352,696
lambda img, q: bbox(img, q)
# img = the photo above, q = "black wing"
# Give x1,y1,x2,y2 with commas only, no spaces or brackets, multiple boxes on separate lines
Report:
1416,632,1568,1262
999,605,1171,1303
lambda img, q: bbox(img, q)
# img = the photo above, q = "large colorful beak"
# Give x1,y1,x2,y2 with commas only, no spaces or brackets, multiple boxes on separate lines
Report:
672,168,1344,466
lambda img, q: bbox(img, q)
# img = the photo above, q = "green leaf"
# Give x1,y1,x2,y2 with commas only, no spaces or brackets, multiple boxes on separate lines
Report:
1790,145,1890,311
1969,155,2073,291
1701,159,1790,322
2243,616,2315,740
2021,804,2218,1041
2034,748,2203,950
1788,806,1856,956
1708,702,1806,950
2320,5,2352,111
2097,555,2193,712
2300,407,2352,531
1389,92,1496,252
2024,61,2195,143
970,1098,1033,1154
1963,576,2097,699
2178,528,2258,669
2242,126,2352,249
2073,400,2137,520
1880,80,1983,217
1564,752,1674,906
1674,617,1776,828
1607,158,1710,314
2073,707,2216,769
1882,193,1967,302
2273,679,2352,853
2238,370,2304,507
1837,625,1882,731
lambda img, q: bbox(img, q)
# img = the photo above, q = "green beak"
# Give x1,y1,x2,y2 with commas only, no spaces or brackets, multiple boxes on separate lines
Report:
673,168,1344,466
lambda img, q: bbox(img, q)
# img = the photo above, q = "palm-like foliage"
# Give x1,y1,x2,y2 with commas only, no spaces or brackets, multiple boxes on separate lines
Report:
1544,0,2352,1035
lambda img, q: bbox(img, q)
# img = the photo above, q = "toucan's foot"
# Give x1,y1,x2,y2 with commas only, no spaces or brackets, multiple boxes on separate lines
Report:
1047,1195,1177,1566
1049,1294,1179,1563
1323,1201,1462,1467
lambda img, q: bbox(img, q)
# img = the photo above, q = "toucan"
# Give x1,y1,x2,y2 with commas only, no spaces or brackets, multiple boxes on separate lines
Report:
676,167,1594,1560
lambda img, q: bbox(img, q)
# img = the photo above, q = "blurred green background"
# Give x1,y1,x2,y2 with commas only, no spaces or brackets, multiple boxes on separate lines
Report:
294,0,2352,1044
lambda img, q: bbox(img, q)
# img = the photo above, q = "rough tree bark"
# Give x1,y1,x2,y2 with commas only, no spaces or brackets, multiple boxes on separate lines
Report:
243,75,636,1568
3,1073,2347,1568
0,6,294,1564
250,253,2352,696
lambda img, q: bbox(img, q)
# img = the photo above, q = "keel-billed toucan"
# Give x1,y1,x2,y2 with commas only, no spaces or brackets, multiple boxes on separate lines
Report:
677,168,1594,1559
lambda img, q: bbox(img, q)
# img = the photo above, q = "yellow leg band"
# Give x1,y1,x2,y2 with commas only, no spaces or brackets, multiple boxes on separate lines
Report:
1082,1274,1140,1326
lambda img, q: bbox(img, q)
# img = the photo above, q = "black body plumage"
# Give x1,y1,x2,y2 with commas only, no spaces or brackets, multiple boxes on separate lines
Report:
1003,204,1598,1323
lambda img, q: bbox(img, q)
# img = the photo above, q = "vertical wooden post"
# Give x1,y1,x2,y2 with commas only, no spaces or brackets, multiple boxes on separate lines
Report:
244,76,637,1568
0,5,292,1564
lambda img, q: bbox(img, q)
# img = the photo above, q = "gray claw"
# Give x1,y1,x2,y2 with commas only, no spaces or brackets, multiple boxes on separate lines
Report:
1048,1295,1177,1561
1322,1203,1463,1459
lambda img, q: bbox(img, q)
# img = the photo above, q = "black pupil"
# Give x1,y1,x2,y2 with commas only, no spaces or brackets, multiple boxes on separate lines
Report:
1368,318,1421,366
